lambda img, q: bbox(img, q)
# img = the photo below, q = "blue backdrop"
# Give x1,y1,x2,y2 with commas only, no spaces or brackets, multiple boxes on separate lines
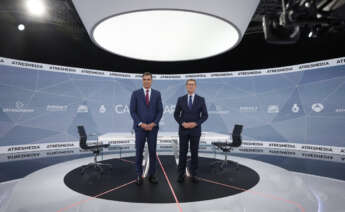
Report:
1,60,345,147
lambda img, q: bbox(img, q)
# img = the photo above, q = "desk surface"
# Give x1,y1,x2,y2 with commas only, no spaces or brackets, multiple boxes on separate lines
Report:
98,131,229,143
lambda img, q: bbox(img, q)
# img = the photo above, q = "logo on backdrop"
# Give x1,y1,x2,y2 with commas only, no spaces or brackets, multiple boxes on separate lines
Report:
16,101,24,109
7,145,40,152
291,104,300,113
301,145,332,152
208,105,229,114
267,105,279,113
46,105,68,112
113,104,176,114
312,103,324,112
77,104,88,113
99,105,106,113
335,107,345,113
240,106,258,113
163,105,176,114
2,101,34,113
114,104,129,114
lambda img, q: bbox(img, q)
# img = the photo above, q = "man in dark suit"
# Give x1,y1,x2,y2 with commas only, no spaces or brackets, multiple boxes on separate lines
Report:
174,79,208,183
130,72,163,185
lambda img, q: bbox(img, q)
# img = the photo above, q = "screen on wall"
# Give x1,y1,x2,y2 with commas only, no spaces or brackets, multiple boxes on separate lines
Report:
0,57,345,147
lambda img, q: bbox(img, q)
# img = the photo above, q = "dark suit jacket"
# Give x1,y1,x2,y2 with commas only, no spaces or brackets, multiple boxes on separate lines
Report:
130,88,163,131
174,94,208,136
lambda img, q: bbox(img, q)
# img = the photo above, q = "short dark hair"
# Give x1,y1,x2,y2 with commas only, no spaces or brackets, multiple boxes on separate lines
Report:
142,72,152,79
186,79,196,85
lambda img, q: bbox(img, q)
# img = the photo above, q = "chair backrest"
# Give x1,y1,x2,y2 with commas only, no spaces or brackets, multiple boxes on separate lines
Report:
232,124,243,136
77,125,88,150
231,124,243,147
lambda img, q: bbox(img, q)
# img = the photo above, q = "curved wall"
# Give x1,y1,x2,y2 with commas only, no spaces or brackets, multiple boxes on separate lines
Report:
0,56,345,149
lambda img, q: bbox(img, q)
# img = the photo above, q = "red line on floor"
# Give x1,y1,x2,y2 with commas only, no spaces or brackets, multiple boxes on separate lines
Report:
119,158,136,164
198,177,305,212
56,179,136,212
156,153,183,212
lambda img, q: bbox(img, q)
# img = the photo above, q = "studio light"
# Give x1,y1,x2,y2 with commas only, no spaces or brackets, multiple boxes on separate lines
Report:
72,0,260,61
18,24,25,31
26,0,46,16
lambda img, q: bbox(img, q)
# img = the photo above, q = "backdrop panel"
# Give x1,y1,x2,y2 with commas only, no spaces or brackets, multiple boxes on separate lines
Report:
0,57,345,147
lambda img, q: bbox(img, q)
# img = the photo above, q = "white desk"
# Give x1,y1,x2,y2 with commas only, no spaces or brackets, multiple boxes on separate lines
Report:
98,131,229,146
98,131,230,177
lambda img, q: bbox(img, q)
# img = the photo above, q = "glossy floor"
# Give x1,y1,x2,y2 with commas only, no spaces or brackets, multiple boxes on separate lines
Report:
0,149,344,212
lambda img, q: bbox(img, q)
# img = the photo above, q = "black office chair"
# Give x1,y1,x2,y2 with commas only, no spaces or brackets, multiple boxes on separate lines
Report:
77,125,112,175
211,124,243,170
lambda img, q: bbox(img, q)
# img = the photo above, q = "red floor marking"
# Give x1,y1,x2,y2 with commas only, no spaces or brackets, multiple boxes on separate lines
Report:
56,179,136,212
198,177,305,212
156,154,183,212
119,158,136,164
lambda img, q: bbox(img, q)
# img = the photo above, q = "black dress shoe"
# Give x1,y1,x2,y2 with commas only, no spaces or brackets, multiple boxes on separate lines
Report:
136,176,143,185
148,175,158,184
191,176,199,184
177,175,185,183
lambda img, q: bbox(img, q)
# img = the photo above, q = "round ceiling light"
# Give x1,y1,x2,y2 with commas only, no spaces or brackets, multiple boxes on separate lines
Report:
18,24,26,31
26,0,46,16
72,0,260,62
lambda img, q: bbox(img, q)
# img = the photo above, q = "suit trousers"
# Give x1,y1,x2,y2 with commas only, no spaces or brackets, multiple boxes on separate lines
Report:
178,134,200,176
135,128,158,177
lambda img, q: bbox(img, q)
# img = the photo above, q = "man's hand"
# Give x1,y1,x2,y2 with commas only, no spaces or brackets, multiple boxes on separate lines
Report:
182,122,197,128
146,122,156,131
182,122,190,128
189,122,197,128
140,122,156,131
140,123,148,130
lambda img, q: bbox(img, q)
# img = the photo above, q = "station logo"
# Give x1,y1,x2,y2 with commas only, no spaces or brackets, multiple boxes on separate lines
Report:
3,101,34,113
46,105,68,112
335,107,345,113
77,104,88,113
267,105,279,113
291,104,300,113
209,105,229,114
240,106,258,113
98,105,106,113
312,103,324,112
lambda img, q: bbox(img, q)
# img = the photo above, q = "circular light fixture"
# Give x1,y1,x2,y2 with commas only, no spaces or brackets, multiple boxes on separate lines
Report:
26,0,46,16
18,24,25,31
72,0,260,62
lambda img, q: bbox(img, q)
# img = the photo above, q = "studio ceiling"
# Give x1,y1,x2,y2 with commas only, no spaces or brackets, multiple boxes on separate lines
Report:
0,0,344,74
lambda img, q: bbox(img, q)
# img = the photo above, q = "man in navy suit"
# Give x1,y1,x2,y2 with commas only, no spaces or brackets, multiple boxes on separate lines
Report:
130,72,163,185
174,79,208,183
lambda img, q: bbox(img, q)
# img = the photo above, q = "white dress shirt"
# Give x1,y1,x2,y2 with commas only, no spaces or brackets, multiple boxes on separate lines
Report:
143,87,151,101
138,87,152,126
187,93,195,105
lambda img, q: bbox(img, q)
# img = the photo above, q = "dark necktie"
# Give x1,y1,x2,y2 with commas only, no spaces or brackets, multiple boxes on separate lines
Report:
145,89,149,106
188,95,192,110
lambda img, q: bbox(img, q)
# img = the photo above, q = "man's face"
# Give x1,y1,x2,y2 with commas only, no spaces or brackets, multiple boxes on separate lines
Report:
142,75,152,89
186,81,196,94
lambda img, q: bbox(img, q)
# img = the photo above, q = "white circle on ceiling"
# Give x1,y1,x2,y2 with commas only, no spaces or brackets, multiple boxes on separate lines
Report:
92,10,240,61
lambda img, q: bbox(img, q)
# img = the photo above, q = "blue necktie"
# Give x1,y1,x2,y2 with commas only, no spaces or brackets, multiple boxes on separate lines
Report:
188,95,192,110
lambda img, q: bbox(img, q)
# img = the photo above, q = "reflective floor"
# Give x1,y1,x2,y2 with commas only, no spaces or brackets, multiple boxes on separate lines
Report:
0,146,344,183
0,147,345,212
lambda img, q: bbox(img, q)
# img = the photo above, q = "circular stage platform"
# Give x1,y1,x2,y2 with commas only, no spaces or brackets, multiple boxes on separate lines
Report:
2,153,318,212
64,156,260,203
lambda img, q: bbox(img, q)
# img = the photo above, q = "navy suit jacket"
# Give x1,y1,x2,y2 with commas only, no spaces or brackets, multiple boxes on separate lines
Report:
130,88,163,131
174,94,208,136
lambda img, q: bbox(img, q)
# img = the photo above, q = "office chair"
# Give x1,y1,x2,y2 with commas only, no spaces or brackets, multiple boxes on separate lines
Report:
211,124,243,170
77,125,112,175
